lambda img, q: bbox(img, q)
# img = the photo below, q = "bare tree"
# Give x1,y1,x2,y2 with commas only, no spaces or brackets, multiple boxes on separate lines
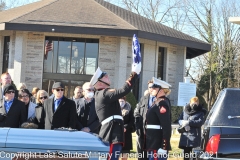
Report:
1,0,38,9
111,0,240,110
119,0,187,30
183,0,240,110
0,0,6,11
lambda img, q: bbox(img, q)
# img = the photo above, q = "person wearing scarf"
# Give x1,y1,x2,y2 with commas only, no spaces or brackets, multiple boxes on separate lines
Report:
34,90,49,129
178,97,207,160
18,89,38,129
18,89,37,122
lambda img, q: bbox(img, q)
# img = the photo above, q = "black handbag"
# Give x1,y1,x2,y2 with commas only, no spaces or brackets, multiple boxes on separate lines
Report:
177,125,186,133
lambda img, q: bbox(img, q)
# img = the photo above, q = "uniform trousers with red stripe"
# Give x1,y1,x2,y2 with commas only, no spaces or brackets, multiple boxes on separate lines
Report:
148,150,167,160
108,143,122,160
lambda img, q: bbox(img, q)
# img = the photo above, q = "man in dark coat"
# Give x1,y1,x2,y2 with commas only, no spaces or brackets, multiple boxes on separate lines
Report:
70,86,82,117
76,82,100,134
134,79,154,160
70,86,83,108
90,67,138,160
43,82,77,130
0,84,27,127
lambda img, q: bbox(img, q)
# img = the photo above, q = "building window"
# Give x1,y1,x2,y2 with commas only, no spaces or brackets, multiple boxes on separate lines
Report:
43,37,99,97
157,47,165,79
44,37,99,75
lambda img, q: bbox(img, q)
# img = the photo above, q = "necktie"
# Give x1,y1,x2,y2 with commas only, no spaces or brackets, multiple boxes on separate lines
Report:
5,101,11,113
149,96,154,108
54,99,60,111
152,96,155,103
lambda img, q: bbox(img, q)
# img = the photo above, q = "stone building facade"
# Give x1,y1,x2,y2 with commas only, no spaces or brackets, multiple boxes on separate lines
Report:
0,0,211,105
0,30,186,105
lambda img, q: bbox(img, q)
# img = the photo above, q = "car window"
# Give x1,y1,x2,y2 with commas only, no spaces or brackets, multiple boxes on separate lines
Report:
204,90,224,126
209,89,240,126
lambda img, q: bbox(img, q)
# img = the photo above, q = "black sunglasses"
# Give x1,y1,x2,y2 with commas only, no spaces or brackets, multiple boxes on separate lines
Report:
55,88,64,92
86,88,94,91
19,95,29,98
39,96,48,100
98,72,107,80
6,90,15,94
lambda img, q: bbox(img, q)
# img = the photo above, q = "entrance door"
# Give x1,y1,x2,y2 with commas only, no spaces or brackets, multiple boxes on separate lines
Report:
2,36,10,73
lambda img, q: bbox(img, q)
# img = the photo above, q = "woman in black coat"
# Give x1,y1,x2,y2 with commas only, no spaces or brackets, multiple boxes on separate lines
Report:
119,96,134,160
178,96,207,160
35,90,49,129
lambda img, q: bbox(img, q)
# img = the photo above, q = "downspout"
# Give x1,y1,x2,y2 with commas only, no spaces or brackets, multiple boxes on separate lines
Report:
154,41,157,77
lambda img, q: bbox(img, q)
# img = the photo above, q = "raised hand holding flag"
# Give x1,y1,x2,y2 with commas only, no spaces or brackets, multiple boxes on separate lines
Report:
132,34,141,75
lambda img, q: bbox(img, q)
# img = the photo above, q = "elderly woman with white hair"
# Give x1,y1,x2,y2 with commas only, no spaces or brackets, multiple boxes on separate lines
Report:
15,83,28,98
35,90,49,129
17,83,27,90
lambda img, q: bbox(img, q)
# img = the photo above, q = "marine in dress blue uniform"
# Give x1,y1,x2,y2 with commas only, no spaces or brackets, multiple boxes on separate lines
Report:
90,67,139,160
144,77,172,160
90,34,141,160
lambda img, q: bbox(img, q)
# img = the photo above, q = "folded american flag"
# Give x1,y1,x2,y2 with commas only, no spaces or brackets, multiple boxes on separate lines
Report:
132,34,141,74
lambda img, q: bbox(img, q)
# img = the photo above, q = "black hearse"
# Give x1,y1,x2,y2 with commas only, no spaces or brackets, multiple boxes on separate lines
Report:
195,88,240,159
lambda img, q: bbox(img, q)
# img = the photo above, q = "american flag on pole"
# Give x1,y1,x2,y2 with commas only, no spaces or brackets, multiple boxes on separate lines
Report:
132,34,141,74
44,40,53,60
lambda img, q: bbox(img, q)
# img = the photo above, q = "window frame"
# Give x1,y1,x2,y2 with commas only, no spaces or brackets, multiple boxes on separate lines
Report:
43,36,99,75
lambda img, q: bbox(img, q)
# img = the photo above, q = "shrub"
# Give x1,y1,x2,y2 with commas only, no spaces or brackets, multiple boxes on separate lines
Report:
171,106,183,123
126,92,138,110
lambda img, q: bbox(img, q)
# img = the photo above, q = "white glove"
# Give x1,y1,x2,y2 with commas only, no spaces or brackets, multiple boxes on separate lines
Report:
181,120,189,127
132,62,141,74
157,148,167,155
184,125,190,131
179,120,183,125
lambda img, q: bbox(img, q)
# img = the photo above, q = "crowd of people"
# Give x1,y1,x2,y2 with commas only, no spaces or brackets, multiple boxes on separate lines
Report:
0,70,206,160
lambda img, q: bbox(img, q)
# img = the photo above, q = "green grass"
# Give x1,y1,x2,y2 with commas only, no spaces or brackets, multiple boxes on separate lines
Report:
168,134,183,160
127,133,183,160
131,133,137,153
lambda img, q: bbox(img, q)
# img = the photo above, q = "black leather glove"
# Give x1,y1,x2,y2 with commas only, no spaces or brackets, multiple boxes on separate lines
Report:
0,113,6,122
126,72,138,85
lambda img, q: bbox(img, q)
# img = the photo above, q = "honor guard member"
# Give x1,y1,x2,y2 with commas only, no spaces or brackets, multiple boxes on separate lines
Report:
90,67,139,160
145,77,172,160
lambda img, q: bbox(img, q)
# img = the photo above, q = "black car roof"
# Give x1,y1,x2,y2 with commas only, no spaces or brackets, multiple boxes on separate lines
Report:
206,88,240,127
